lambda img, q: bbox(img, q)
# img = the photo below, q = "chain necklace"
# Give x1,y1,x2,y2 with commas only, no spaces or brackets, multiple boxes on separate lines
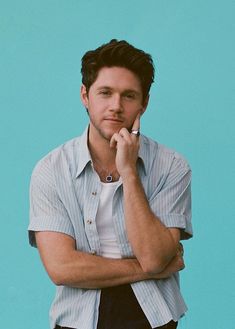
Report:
92,158,118,183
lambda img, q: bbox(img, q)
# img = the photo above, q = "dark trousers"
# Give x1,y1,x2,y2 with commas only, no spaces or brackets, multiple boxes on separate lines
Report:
55,284,178,329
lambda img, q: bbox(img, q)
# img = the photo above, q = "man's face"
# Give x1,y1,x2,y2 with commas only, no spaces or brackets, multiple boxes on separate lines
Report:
81,66,148,142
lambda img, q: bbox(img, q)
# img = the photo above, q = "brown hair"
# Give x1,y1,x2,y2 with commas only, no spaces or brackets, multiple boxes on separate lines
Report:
81,39,155,101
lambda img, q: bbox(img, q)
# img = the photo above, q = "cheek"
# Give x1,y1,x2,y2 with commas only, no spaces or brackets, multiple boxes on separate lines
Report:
87,102,105,121
125,108,142,127
125,116,137,129
89,98,106,110
127,107,142,119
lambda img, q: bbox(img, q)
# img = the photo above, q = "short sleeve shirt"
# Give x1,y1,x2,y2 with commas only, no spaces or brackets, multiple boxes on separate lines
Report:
28,127,192,329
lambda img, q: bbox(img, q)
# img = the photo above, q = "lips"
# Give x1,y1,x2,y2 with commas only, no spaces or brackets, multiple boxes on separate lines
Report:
104,117,124,123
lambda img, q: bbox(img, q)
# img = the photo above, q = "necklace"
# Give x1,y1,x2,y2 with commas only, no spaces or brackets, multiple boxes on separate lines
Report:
92,158,118,183
105,173,113,183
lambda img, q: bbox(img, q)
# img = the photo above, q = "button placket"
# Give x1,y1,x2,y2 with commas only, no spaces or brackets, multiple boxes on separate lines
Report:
84,181,101,255
112,186,134,257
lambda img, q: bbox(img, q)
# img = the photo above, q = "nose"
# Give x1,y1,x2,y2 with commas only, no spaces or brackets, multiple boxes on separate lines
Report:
109,94,123,112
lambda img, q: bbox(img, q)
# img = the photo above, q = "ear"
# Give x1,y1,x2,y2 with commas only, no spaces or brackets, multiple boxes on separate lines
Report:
140,94,150,115
80,84,89,108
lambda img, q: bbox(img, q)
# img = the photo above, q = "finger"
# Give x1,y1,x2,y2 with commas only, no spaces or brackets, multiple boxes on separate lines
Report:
110,133,118,148
178,242,184,256
131,113,141,132
179,259,185,271
110,133,123,148
119,128,132,143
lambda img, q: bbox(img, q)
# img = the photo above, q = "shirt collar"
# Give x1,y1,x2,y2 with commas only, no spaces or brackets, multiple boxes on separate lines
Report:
75,126,92,178
75,127,148,178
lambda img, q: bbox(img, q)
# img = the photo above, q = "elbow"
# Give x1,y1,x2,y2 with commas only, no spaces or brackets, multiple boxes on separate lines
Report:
138,234,180,274
47,264,68,286
49,271,63,286
141,258,167,274
51,274,64,286
140,252,175,274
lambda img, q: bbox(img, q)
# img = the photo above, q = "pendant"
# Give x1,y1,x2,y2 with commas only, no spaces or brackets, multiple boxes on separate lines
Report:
106,174,113,183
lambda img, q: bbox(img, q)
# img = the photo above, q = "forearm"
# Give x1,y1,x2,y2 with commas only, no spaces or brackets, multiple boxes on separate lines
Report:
54,251,150,289
44,250,183,289
36,232,150,289
61,247,184,288
122,171,178,273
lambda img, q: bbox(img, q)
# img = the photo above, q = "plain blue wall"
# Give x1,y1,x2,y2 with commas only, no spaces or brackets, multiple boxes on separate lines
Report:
1,1,234,328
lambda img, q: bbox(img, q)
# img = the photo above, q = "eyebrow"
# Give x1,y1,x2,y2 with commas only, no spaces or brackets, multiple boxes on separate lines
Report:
97,86,141,96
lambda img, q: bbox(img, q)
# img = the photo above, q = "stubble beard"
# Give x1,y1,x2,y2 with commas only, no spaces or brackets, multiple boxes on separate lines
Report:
89,119,117,143
88,111,134,143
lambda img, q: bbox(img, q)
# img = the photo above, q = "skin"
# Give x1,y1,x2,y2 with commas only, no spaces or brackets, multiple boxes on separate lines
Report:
36,66,184,288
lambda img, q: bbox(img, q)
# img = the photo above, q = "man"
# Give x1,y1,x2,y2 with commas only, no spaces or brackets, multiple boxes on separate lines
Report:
28,39,192,329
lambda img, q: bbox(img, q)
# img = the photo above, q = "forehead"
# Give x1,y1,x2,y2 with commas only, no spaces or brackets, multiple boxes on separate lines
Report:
91,66,142,92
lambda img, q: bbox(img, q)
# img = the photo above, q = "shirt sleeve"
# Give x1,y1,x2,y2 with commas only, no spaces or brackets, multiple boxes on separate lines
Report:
28,157,75,247
149,155,192,240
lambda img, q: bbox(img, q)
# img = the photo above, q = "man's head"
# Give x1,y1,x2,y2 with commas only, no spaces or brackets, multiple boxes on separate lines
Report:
81,39,155,103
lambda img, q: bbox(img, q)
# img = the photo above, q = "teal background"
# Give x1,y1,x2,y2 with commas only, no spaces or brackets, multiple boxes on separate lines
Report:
1,0,234,328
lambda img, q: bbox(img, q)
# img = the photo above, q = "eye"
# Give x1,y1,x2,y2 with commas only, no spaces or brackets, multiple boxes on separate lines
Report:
99,90,111,96
124,93,136,100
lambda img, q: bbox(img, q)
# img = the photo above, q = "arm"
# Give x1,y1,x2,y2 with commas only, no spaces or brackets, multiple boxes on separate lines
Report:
35,231,184,289
110,116,187,273
123,173,180,273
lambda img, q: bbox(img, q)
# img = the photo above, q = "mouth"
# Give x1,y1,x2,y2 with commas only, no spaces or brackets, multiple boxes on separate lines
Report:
104,117,124,123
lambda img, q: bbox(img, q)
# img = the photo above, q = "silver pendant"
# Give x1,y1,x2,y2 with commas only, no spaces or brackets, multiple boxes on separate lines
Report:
106,174,113,182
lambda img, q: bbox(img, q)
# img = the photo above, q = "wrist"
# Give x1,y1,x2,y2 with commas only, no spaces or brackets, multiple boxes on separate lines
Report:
120,167,139,183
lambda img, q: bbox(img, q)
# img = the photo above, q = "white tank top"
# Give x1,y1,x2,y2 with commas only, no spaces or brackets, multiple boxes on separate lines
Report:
96,181,122,259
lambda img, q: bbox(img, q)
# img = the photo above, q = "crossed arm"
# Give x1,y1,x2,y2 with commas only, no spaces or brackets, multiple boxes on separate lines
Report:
35,180,184,289
36,231,184,289
35,173,185,289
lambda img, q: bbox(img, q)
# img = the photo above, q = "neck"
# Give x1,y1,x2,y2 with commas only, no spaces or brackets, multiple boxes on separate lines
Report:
88,131,119,183
88,127,116,168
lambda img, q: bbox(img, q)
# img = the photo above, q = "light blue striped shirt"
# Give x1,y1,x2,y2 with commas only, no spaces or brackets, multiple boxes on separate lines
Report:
28,127,192,329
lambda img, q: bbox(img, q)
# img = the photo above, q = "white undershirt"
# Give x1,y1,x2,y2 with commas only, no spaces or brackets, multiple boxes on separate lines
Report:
96,181,122,259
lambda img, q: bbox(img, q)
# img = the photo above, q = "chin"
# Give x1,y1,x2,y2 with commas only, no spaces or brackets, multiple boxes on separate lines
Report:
102,127,121,140
103,132,116,141
96,129,113,142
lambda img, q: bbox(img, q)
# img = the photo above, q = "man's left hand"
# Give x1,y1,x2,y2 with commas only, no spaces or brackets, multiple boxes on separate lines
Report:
110,114,141,179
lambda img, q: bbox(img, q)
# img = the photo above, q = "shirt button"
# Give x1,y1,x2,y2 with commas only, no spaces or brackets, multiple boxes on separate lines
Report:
87,219,92,225
92,191,97,196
